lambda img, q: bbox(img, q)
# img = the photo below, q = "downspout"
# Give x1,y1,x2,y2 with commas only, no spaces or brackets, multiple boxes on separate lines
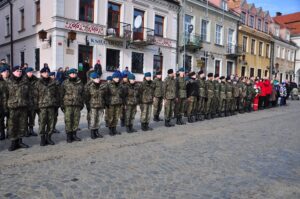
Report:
270,39,274,80
176,6,181,68
8,0,13,68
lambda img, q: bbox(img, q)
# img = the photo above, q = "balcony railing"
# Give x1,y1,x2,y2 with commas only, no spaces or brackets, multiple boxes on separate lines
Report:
226,44,243,57
131,27,155,46
105,22,132,41
180,33,203,52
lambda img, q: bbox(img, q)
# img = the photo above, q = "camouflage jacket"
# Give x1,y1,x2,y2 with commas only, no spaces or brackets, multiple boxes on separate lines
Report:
34,78,60,108
61,77,84,108
206,80,214,98
232,83,240,98
238,81,247,98
139,80,155,104
84,81,107,109
25,75,38,108
246,84,256,100
176,77,187,99
123,82,140,105
220,82,226,99
198,78,207,98
213,80,220,98
107,81,123,106
153,78,163,98
225,82,233,99
0,77,8,112
6,75,32,109
163,76,176,100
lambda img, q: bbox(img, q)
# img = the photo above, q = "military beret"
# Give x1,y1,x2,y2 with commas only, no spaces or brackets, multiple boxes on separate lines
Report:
226,76,231,81
167,69,174,74
214,74,219,78
12,65,21,72
25,67,34,73
68,68,77,75
144,72,151,77
128,73,135,80
178,68,185,72
0,66,9,73
90,72,99,79
220,76,225,80
189,71,196,77
106,76,112,81
112,72,120,79
49,72,56,77
156,71,162,75
207,73,213,77
40,67,50,73
198,70,204,75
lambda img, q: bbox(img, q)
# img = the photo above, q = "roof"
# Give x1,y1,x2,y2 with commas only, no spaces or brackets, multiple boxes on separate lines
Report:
273,12,300,35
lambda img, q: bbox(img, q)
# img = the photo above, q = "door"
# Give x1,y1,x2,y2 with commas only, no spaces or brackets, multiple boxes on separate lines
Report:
107,2,120,37
133,9,144,40
227,61,233,76
153,55,163,75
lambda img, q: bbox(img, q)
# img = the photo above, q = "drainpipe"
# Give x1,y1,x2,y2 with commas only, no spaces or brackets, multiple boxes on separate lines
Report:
7,0,13,68
270,39,274,80
176,5,181,68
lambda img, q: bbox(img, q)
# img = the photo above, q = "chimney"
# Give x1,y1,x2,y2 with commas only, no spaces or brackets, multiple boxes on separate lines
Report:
276,12,282,16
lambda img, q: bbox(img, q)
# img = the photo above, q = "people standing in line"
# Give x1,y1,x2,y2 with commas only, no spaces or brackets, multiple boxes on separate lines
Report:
205,73,214,119
225,77,233,116
153,71,164,122
163,69,176,127
120,74,129,127
196,71,206,121
186,72,199,123
219,76,227,117
175,68,187,125
212,74,220,118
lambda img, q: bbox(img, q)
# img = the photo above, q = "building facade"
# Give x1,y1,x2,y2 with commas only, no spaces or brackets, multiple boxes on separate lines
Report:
228,0,272,78
0,0,179,80
178,0,240,76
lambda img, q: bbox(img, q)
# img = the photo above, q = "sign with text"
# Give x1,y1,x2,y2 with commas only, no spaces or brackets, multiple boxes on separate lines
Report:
65,21,106,35
154,37,176,48
88,36,124,48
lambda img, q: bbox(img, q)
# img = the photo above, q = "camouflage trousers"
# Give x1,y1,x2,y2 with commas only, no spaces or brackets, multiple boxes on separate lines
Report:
87,108,104,130
219,98,226,112
140,103,152,123
244,98,253,111
28,109,36,127
125,105,137,126
153,97,163,117
196,97,206,115
64,106,81,133
205,97,214,114
105,107,109,126
120,104,126,122
226,98,234,112
239,97,245,111
212,96,220,114
187,96,197,117
0,109,8,132
107,105,121,128
175,98,186,117
53,107,59,128
8,107,28,141
164,99,175,120
38,107,56,135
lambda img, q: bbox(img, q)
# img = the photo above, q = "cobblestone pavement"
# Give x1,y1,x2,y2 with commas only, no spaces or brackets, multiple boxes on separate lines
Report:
0,101,300,199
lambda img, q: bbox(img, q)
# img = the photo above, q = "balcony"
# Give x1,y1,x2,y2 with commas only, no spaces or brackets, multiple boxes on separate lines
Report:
180,33,203,52
225,44,243,58
131,27,155,46
105,22,132,42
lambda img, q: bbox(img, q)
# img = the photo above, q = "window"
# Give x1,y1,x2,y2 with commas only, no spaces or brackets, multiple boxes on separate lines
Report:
275,27,280,37
106,49,120,72
185,15,193,33
287,50,290,61
281,48,285,59
183,55,192,72
264,22,268,33
20,51,25,66
286,74,288,80
249,15,254,28
266,44,270,58
35,48,40,71
154,15,164,37
241,66,246,77
215,25,223,45
153,55,163,75
20,8,25,30
277,46,280,58
250,68,254,77
242,36,247,52
228,29,234,50
79,0,94,22
291,51,294,61
200,57,206,72
221,0,228,11
286,32,290,40
259,42,263,56
5,16,10,36
215,60,221,75
251,39,255,54
241,12,246,24
280,73,282,83
35,0,40,24
107,2,121,36
132,52,144,73
133,9,145,40
257,69,262,78
227,61,233,76
257,19,262,31
201,20,209,42
265,70,268,77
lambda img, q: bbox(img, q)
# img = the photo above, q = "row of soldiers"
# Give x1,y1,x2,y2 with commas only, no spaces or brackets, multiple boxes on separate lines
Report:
0,65,258,151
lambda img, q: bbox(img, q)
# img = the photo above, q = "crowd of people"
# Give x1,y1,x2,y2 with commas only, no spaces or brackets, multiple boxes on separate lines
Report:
0,58,298,152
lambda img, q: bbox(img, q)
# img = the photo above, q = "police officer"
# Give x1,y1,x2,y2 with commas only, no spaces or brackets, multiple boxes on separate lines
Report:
175,68,187,125
139,72,154,131
205,73,214,119
34,68,58,146
0,66,9,140
186,72,199,123
153,71,163,122
61,68,84,143
163,69,176,127
84,72,106,139
6,66,31,151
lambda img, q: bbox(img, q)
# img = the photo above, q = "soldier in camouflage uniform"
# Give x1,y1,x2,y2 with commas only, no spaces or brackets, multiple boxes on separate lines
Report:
25,67,38,137
6,66,31,151
105,76,112,127
212,74,220,118
196,70,206,121
186,72,199,123
61,68,84,143
152,71,163,122
106,72,123,135
84,72,106,139
123,73,140,133
120,74,129,127
219,76,227,117
49,72,61,134
245,78,255,112
225,77,233,116
205,73,214,120
232,80,240,115
175,68,186,125
237,77,247,113
163,69,176,127
139,72,155,131
34,68,59,146
0,66,9,140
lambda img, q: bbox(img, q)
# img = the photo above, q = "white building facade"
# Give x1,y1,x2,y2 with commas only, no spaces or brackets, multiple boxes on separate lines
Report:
0,0,179,80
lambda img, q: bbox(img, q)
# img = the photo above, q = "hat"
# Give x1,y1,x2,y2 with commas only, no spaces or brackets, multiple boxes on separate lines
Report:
226,76,231,81
68,68,77,75
214,74,219,78
49,72,56,77
178,68,185,72
0,66,9,73
198,70,204,75
220,76,225,80
25,67,34,73
40,67,50,73
12,65,21,72
144,72,151,77
189,71,196,77
106,76,112,81
167,69,174,74
90,72,99,79
156,71,162,75
207,73,213,77
128,73,136,80
112,72,120,79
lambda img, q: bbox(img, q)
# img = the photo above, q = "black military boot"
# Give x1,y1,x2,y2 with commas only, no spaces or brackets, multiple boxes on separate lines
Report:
153,115,159,122
18,138,30,148
169,120,175,127
141,123,147,131
91,130,97,139
8,140,18,151
220,112,225,117
179,116,186,125
109,127,115,136
53,129,61,134
29,127,38,136
46,133,55,145
120,119,125,127
25,128,30,137
145,123,153,131
130,125,137,133
165,120,171,127
0,129,5,140
113,127,121,135
95,129,103,138
187,116,193,123
126,126,132,133
67,133,73,143
40,135,47,146
72,131,81,141
157,116,163,121
176,117,182,125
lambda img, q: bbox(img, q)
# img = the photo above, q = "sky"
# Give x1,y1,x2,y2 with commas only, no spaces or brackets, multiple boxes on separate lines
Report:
246,0,300,16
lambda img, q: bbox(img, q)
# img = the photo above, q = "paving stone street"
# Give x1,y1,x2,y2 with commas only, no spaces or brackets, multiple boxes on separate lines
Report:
0,101,300,199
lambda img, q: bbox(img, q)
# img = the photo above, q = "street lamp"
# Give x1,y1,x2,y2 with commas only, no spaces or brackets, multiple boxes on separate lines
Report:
67,31,77,47
38,29,52,47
